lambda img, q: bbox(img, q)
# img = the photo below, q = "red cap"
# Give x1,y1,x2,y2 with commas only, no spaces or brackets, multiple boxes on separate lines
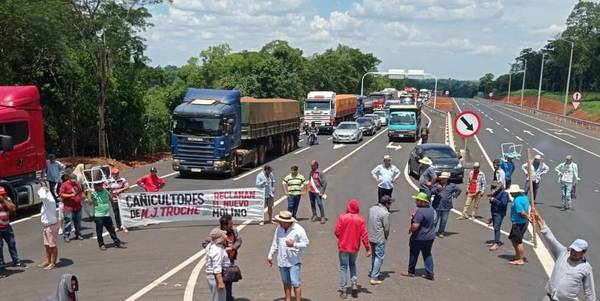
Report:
0,187,6,196
111,167,120,175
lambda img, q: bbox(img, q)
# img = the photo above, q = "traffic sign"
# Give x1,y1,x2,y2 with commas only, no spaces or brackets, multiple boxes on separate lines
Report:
572,91,582,109
488,92,493,98
454,111,481,138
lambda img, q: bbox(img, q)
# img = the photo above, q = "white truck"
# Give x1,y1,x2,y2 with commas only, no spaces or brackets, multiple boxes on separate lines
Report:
303,91,357,134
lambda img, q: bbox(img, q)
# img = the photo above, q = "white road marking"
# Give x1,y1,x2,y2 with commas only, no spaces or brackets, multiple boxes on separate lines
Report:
327,137,333,140
533,148,545,156
495,122,500,126
293,147,310,155
523,130,534,136
385,142,402,150
555,132,576,138
504,127,510,132
515,136,524,141
333,144,346,150
485,128,494,134
233,167,262,181
298,139,303,143
489,117,494,121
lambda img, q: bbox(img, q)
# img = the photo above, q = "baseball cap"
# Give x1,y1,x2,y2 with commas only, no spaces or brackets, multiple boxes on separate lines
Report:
379,195,395,204
48,154,56,159
566,155,573,160
111,167,120,175
534,154,542,160
569,239,589,252
150,167,158,173
473,162,480,168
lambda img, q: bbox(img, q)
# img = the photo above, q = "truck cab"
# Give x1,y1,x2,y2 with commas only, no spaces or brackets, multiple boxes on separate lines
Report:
0,86,47,208
304,91,336,133
387,104,421,142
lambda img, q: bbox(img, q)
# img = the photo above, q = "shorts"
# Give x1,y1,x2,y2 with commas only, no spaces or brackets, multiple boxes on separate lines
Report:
508,222,528,244
279,264,302,287
265,196,274,208
43,223,59,247
58,202,64,220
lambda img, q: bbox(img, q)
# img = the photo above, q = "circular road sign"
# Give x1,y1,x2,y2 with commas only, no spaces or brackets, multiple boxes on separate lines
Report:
454,111,481,138
572,91,582,102
488,92,494,98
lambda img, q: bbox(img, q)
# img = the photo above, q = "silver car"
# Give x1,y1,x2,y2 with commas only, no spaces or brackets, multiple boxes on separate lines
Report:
373,110,388,126
332,122,363,143
364,114,382,129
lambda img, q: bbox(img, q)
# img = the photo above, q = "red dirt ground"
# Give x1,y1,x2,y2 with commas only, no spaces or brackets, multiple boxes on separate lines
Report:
495,95,571,115
428,96,454,112
58,152,172,171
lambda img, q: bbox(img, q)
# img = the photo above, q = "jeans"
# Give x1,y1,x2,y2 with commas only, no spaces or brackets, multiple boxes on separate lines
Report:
225,281,233,301
524,181,540,201
94,216,121,247
207,274,226,301
505,179,512,189
111,201,123,228
408,239,434,276
560,181,573,209
63,209,82,238
435,210,450,234
279,264,302,287
421,136,428,144
287,195,302,218
492,213,505,244
309,192,325,218
0,225,20,264
339,252,358,290
369,242,385,280
377,187,393,202
48,181,59,201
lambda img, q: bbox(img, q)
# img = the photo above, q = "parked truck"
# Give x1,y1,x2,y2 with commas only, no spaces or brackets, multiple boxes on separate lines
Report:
303,91,357,134
387,103,422,142
0,86,47,209
171,89,300,176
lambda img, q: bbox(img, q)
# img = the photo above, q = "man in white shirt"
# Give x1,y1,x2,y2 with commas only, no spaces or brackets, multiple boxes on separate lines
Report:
38,186,59,270
554,155,580,211
521,154,549,202
371,155,401,202
267,211,310,301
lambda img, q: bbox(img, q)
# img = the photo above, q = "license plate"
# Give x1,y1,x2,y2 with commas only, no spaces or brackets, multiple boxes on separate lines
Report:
191,168,202,173
398,134,404,137
187,137,204,142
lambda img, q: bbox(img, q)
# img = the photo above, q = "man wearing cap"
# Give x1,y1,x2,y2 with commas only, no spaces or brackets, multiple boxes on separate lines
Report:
533,213,596,301
431,172,461,238
492,159,506,189
267,211,309,301
501,155,516,188
282,166,307,219
418,157,437,198
506,184,530,265
402,192,436,280
136,167,165,192
256,165,275,224
367,195,393,285
45,154,65,201
487,181,509,251
554,155,580,211
521,154,549,202
59,173,84,242
458,162,486,220
108,168,129,232
0,187,25,268
86,182,127,250
371,155,401,202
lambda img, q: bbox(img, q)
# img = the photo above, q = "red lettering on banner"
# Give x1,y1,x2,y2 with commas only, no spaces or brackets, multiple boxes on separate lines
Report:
141,208,149,219
214,191,256,200
222,200,250,207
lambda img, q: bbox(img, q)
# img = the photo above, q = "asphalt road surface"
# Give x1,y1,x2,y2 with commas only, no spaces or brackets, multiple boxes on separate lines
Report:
0,106,558,300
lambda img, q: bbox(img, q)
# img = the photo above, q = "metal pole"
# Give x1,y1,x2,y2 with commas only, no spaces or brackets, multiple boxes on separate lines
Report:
526,148,538,248
507,73,512,104
520,59,527,108
563,41,574,116
537,54,545,111
360,72,370,97
433,76,438,109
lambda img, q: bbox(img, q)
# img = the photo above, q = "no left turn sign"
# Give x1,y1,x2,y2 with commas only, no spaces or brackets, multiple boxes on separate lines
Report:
454,111,481,138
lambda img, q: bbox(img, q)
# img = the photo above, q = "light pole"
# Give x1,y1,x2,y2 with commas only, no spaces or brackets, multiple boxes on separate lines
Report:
506,63,512,104
520,59,527,108
561,40,575,116
360,71,386,96
537,53,546,111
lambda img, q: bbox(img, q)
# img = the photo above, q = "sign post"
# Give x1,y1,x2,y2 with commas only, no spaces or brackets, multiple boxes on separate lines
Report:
572,91,582,110
454,111,481,162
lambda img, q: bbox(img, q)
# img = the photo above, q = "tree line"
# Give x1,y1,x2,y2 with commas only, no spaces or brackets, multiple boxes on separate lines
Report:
479,1,600,98
1,0,476,159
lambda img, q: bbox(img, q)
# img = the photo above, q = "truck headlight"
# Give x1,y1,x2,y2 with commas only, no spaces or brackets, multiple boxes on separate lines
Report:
173,159,181,165
214,160,227,167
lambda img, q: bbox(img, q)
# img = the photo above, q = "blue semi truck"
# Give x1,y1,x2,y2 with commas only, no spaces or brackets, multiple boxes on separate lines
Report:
171,88,301,176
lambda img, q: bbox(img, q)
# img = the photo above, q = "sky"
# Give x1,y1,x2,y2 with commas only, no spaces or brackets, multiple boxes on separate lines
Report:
142,0,579,80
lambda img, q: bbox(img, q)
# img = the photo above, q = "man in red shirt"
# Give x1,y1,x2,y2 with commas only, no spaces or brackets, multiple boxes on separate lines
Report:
136,167,165,192
0,187,25,269
334,199,371,298
59,174,84,242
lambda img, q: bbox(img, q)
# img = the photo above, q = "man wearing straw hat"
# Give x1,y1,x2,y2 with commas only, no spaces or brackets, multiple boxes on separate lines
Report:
506,184,530,265
418,157,437,198
431,172,461,238
402,192,436,280
521,154,549,202
267,211,309,301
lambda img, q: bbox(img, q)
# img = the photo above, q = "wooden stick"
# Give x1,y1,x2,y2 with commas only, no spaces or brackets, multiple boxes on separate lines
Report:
526,148,538,248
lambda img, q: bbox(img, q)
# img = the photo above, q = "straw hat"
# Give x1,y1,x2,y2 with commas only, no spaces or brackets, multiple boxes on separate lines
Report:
439,172,451,179
506,184,524,193
419,157,433,165
383,155,392,161
274,211,297,223
534,154,542,160
473,162,480,168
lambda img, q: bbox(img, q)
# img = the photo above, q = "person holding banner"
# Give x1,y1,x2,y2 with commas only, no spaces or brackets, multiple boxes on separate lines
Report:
256,165,276,224
136,167,165,192
282,166,307,219
521,154,549,202
60,174,84,242
205,228,229,301
267,211,310,301
86,182,127,250
308,160,328,224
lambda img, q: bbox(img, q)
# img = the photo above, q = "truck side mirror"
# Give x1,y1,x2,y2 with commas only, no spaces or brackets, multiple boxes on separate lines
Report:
0,135,13,152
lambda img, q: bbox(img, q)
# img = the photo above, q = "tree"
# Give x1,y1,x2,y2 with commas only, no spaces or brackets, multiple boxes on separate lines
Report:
479,73,495,94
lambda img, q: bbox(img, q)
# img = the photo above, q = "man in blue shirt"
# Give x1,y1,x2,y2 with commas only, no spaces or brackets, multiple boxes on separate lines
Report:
487,181,509,251
418,157,437,198
256,165,275,224
371,155,400,202
501,155,516,188
402,192,436,281
507,184,530,265
431,172,461,238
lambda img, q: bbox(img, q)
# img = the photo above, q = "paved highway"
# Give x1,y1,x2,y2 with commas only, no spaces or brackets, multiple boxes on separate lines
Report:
0,106,558,300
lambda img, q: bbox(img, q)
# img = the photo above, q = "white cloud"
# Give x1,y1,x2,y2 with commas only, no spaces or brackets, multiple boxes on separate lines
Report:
530,24,566,36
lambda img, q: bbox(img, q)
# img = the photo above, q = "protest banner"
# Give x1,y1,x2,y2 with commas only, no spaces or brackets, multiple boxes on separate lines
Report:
118,187,265,227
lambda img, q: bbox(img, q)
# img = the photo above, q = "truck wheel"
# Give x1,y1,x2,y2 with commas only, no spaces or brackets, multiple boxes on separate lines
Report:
279,135,287,155
252,147,259,167
229,155,238,177
287,134,294,151
258,144,267,165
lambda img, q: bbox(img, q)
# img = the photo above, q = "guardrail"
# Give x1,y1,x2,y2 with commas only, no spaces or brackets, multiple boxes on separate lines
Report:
475,97,600,132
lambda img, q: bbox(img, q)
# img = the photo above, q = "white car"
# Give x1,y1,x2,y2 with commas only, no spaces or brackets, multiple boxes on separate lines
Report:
332,122,363,143
373,110,388,126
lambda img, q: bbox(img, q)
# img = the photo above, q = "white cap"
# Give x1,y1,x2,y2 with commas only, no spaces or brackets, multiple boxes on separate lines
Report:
566,155,573,160
534,154,542,160
473,162,480,168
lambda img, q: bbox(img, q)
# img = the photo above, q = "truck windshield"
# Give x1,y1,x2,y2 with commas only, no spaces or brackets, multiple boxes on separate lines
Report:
305,100,330,111
390,113,415,125
172,116,222,136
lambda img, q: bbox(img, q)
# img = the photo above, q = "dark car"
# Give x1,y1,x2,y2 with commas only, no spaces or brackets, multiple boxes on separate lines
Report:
408,143,464,183
356,117,376,135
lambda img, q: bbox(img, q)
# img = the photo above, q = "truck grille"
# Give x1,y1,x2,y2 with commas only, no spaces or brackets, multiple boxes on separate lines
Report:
174,136,215,168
